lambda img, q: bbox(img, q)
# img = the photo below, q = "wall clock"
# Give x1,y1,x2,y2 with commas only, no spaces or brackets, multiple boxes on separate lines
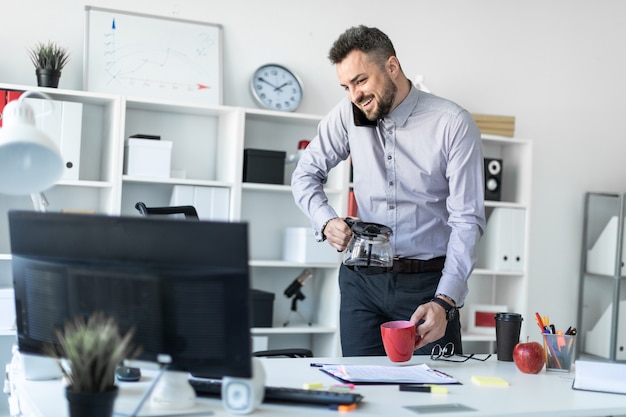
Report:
250,64,303,112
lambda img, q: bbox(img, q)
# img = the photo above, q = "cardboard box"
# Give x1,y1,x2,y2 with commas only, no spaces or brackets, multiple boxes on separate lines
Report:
243,149,286,184
124,138,172,178
283,227,340,264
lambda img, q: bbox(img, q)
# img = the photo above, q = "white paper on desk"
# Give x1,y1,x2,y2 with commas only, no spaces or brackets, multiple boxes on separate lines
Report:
319,363,458,384
573,360,626,395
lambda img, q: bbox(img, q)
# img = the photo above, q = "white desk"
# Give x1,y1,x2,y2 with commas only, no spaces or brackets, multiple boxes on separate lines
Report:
6,355,626,417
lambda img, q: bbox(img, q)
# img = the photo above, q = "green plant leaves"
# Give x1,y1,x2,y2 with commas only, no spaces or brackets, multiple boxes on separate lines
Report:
52,312,139,393
27,41,70,71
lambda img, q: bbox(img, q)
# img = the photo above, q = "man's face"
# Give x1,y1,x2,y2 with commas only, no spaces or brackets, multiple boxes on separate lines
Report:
336,50,397,121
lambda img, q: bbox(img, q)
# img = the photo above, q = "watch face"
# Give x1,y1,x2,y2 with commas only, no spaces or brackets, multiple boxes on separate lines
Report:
250,64,303,112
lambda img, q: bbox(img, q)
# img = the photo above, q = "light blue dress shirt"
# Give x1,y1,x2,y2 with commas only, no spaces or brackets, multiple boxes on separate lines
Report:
292,86,486,305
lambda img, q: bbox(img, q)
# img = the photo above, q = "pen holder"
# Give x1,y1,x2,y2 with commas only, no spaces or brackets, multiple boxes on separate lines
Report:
542,334,576,372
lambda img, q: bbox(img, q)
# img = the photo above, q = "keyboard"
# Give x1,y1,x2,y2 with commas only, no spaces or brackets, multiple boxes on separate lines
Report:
189,378,364,407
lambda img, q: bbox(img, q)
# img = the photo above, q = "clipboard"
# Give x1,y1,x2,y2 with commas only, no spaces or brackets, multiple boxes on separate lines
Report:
318,363,459,385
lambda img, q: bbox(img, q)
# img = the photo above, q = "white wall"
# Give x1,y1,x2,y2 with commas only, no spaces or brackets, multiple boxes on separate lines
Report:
3,0,626,342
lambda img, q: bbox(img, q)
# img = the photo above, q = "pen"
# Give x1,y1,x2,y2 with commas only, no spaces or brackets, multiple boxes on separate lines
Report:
310,362,336,367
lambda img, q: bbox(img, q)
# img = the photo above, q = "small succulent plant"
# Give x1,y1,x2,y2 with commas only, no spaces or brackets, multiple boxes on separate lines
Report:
28,41,70,71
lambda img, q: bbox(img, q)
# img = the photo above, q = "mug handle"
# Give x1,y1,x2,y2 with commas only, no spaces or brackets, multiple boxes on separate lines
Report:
413,321,424,349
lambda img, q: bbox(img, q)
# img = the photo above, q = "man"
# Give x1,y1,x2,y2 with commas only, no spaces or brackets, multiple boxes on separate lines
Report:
291,25,485,356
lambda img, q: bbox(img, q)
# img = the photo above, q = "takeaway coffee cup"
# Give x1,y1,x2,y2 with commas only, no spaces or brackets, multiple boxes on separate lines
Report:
380,320,421,362
494,312,523,361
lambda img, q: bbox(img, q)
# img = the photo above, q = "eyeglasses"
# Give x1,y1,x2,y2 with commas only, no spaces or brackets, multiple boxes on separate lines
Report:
430,342,492,363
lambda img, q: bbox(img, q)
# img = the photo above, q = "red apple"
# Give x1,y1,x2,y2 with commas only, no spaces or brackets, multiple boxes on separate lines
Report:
513,341,544,374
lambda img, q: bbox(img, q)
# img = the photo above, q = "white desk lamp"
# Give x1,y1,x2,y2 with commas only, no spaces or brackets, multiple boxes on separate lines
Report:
1,92,64,380
0,91,63,198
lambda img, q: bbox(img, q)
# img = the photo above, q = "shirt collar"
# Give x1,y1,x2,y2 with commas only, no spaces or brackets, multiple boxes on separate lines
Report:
384,84,419,127
351,83,420,128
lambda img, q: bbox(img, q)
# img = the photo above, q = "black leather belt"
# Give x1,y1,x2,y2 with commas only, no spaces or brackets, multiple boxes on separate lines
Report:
391,256,446,274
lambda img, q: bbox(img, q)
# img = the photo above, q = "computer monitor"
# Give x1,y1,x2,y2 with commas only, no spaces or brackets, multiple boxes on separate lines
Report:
8,210,252,379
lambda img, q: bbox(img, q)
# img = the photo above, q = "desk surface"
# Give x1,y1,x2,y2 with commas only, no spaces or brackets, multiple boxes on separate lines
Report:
7,355,626,417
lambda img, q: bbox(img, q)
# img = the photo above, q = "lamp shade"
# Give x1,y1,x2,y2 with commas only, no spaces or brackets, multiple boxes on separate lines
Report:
0,97,63,195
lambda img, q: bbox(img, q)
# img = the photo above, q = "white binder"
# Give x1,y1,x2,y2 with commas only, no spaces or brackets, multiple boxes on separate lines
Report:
25,98,83,181
170,185,230,221
477,207,525,272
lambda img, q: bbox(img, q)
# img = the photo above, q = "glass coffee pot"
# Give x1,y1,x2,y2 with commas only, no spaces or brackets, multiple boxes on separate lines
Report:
342,219,393,273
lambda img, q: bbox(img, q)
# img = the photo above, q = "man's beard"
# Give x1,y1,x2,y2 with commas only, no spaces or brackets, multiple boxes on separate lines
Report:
362,74,397,121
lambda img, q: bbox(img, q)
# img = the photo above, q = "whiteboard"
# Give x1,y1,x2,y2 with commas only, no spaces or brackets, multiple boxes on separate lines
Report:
84,6,223,105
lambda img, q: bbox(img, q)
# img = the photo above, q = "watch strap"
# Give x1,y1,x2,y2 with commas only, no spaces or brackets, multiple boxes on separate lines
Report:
430,297,457,321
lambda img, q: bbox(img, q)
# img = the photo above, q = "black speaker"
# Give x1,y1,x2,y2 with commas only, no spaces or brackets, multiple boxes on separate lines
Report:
484,158,502,201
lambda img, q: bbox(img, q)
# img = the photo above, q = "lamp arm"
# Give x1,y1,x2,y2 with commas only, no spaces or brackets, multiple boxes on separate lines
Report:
19,91,55,118
30,192,49,212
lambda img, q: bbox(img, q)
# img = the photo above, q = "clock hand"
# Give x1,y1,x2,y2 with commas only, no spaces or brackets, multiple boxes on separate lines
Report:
257,77,279,89
274,81,292,91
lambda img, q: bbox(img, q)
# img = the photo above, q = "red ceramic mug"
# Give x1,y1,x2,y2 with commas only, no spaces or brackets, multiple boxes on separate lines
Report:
380,320,422,362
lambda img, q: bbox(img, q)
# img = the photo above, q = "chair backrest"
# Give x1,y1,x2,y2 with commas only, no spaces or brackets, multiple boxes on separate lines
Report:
252,348,313,358
134,202,199,220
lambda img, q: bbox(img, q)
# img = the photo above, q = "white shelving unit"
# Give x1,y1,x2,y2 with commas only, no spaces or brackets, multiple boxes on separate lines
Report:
463,135,533,350
0,83,532,358
0,83,348,359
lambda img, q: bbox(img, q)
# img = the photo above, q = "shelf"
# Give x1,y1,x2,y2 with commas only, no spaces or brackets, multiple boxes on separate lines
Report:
56,180,114,188
484,200,528,210
461,332,496,343
122,176,234,189
472,268,525,277
250,260,339,269
481,134,531,145
252,324,336,335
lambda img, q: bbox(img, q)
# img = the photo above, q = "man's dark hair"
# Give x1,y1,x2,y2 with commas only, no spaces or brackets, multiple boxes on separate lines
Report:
328,25,396,68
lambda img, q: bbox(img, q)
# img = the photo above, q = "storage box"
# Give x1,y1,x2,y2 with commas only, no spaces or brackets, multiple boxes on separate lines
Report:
243,149,286,184
250,289,275,327
283,227,341,264
124,138,172,178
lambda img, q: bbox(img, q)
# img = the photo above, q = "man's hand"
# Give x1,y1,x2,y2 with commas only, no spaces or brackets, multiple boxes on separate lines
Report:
410,300,449,350
323,218,353,251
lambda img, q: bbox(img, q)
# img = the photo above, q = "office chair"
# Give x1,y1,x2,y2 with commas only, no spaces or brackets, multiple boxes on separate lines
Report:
134,202,199,220
134,201,315,358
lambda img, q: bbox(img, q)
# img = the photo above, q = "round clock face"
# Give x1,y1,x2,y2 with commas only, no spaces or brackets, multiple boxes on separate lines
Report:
250,64,303,112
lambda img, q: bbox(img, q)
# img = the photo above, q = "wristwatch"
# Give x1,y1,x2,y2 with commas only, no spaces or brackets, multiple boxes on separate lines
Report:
430,297,458,321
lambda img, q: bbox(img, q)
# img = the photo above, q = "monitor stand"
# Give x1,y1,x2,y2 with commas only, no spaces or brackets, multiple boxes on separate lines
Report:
126,357,197,417
149,370,196,410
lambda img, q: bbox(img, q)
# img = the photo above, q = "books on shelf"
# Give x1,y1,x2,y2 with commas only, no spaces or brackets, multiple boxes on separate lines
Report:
573,360,626,395
471,113,515,137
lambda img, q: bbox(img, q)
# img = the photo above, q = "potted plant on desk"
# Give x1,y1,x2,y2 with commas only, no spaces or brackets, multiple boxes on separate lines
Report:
27,40,70,88
48,312,138,417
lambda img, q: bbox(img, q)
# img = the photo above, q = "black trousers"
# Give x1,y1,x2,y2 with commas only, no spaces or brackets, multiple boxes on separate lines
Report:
338,264,462,357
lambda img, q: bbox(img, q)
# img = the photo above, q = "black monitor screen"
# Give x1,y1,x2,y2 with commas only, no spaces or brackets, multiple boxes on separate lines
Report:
8,210,252,378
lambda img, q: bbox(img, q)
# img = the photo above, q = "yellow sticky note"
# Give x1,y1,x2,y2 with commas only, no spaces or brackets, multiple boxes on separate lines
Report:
471,375,509,386
302,382,324,390
427,385,449,394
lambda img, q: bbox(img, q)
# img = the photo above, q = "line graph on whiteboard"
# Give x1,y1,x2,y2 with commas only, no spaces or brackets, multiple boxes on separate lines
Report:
85,7,223,105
